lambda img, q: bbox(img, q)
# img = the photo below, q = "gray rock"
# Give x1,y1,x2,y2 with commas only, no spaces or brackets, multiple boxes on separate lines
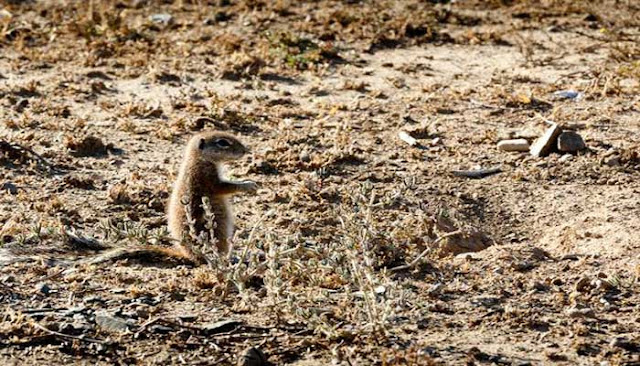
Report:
530,124,562,157
471,296,502,308
95,312,131,333
1,182,18,195
36,283,51,295
557,131,585,153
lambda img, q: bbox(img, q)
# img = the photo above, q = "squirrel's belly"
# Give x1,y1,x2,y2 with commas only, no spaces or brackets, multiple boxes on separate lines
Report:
208,196,233,241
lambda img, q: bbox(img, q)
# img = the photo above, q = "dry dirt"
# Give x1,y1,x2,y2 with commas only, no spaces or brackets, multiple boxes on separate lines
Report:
1,0,639,365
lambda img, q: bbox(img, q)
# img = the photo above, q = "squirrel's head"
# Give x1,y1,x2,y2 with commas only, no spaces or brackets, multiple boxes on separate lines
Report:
189,132,249,162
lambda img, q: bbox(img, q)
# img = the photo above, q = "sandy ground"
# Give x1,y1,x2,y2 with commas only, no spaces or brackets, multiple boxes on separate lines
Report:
0,0,639,365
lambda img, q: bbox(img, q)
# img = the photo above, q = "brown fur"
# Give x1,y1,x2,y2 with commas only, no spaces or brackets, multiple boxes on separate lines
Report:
167,131,256,255
88,246,198,266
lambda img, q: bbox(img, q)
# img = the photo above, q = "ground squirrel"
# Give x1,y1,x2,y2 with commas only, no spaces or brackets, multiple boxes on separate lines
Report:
90,132,256,265
167,131,257,254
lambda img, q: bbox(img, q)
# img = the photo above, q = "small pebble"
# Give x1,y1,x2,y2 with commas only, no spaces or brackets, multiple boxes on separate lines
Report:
36,283,51,295
1,182,18,195
558,154,573,163
398,131,418,146
553,90,583,101
604,156,620,167
299,151,311,162
354,285,386,299
150,13,173,25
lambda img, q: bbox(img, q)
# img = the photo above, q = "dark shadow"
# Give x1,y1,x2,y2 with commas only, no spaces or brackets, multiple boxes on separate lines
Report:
259,72,301,85
0,140,66,175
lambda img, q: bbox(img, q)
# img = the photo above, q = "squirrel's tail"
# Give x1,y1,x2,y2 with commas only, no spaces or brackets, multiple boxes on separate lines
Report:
87,245,202,266
0,228,204,268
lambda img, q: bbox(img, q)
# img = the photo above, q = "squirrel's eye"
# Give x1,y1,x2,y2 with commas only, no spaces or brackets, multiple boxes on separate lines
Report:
216,139,231,148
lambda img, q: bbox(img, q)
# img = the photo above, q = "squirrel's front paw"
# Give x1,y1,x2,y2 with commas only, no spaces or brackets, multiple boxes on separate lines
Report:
241,181,258,192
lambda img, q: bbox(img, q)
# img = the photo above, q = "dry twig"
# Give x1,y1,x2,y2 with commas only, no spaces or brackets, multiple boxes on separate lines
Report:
32,322,111,345
390,230,462,272
451,166,502,179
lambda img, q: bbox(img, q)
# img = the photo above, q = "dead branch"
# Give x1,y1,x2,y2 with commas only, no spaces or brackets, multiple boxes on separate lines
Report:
390,230,462,272
32,322,112,345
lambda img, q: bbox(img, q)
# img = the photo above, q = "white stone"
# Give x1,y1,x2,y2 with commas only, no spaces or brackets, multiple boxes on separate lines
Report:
497,139,530,152
559,154,573,163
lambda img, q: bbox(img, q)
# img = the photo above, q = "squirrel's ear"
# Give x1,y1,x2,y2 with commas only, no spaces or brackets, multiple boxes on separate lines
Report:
198,138,205,150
